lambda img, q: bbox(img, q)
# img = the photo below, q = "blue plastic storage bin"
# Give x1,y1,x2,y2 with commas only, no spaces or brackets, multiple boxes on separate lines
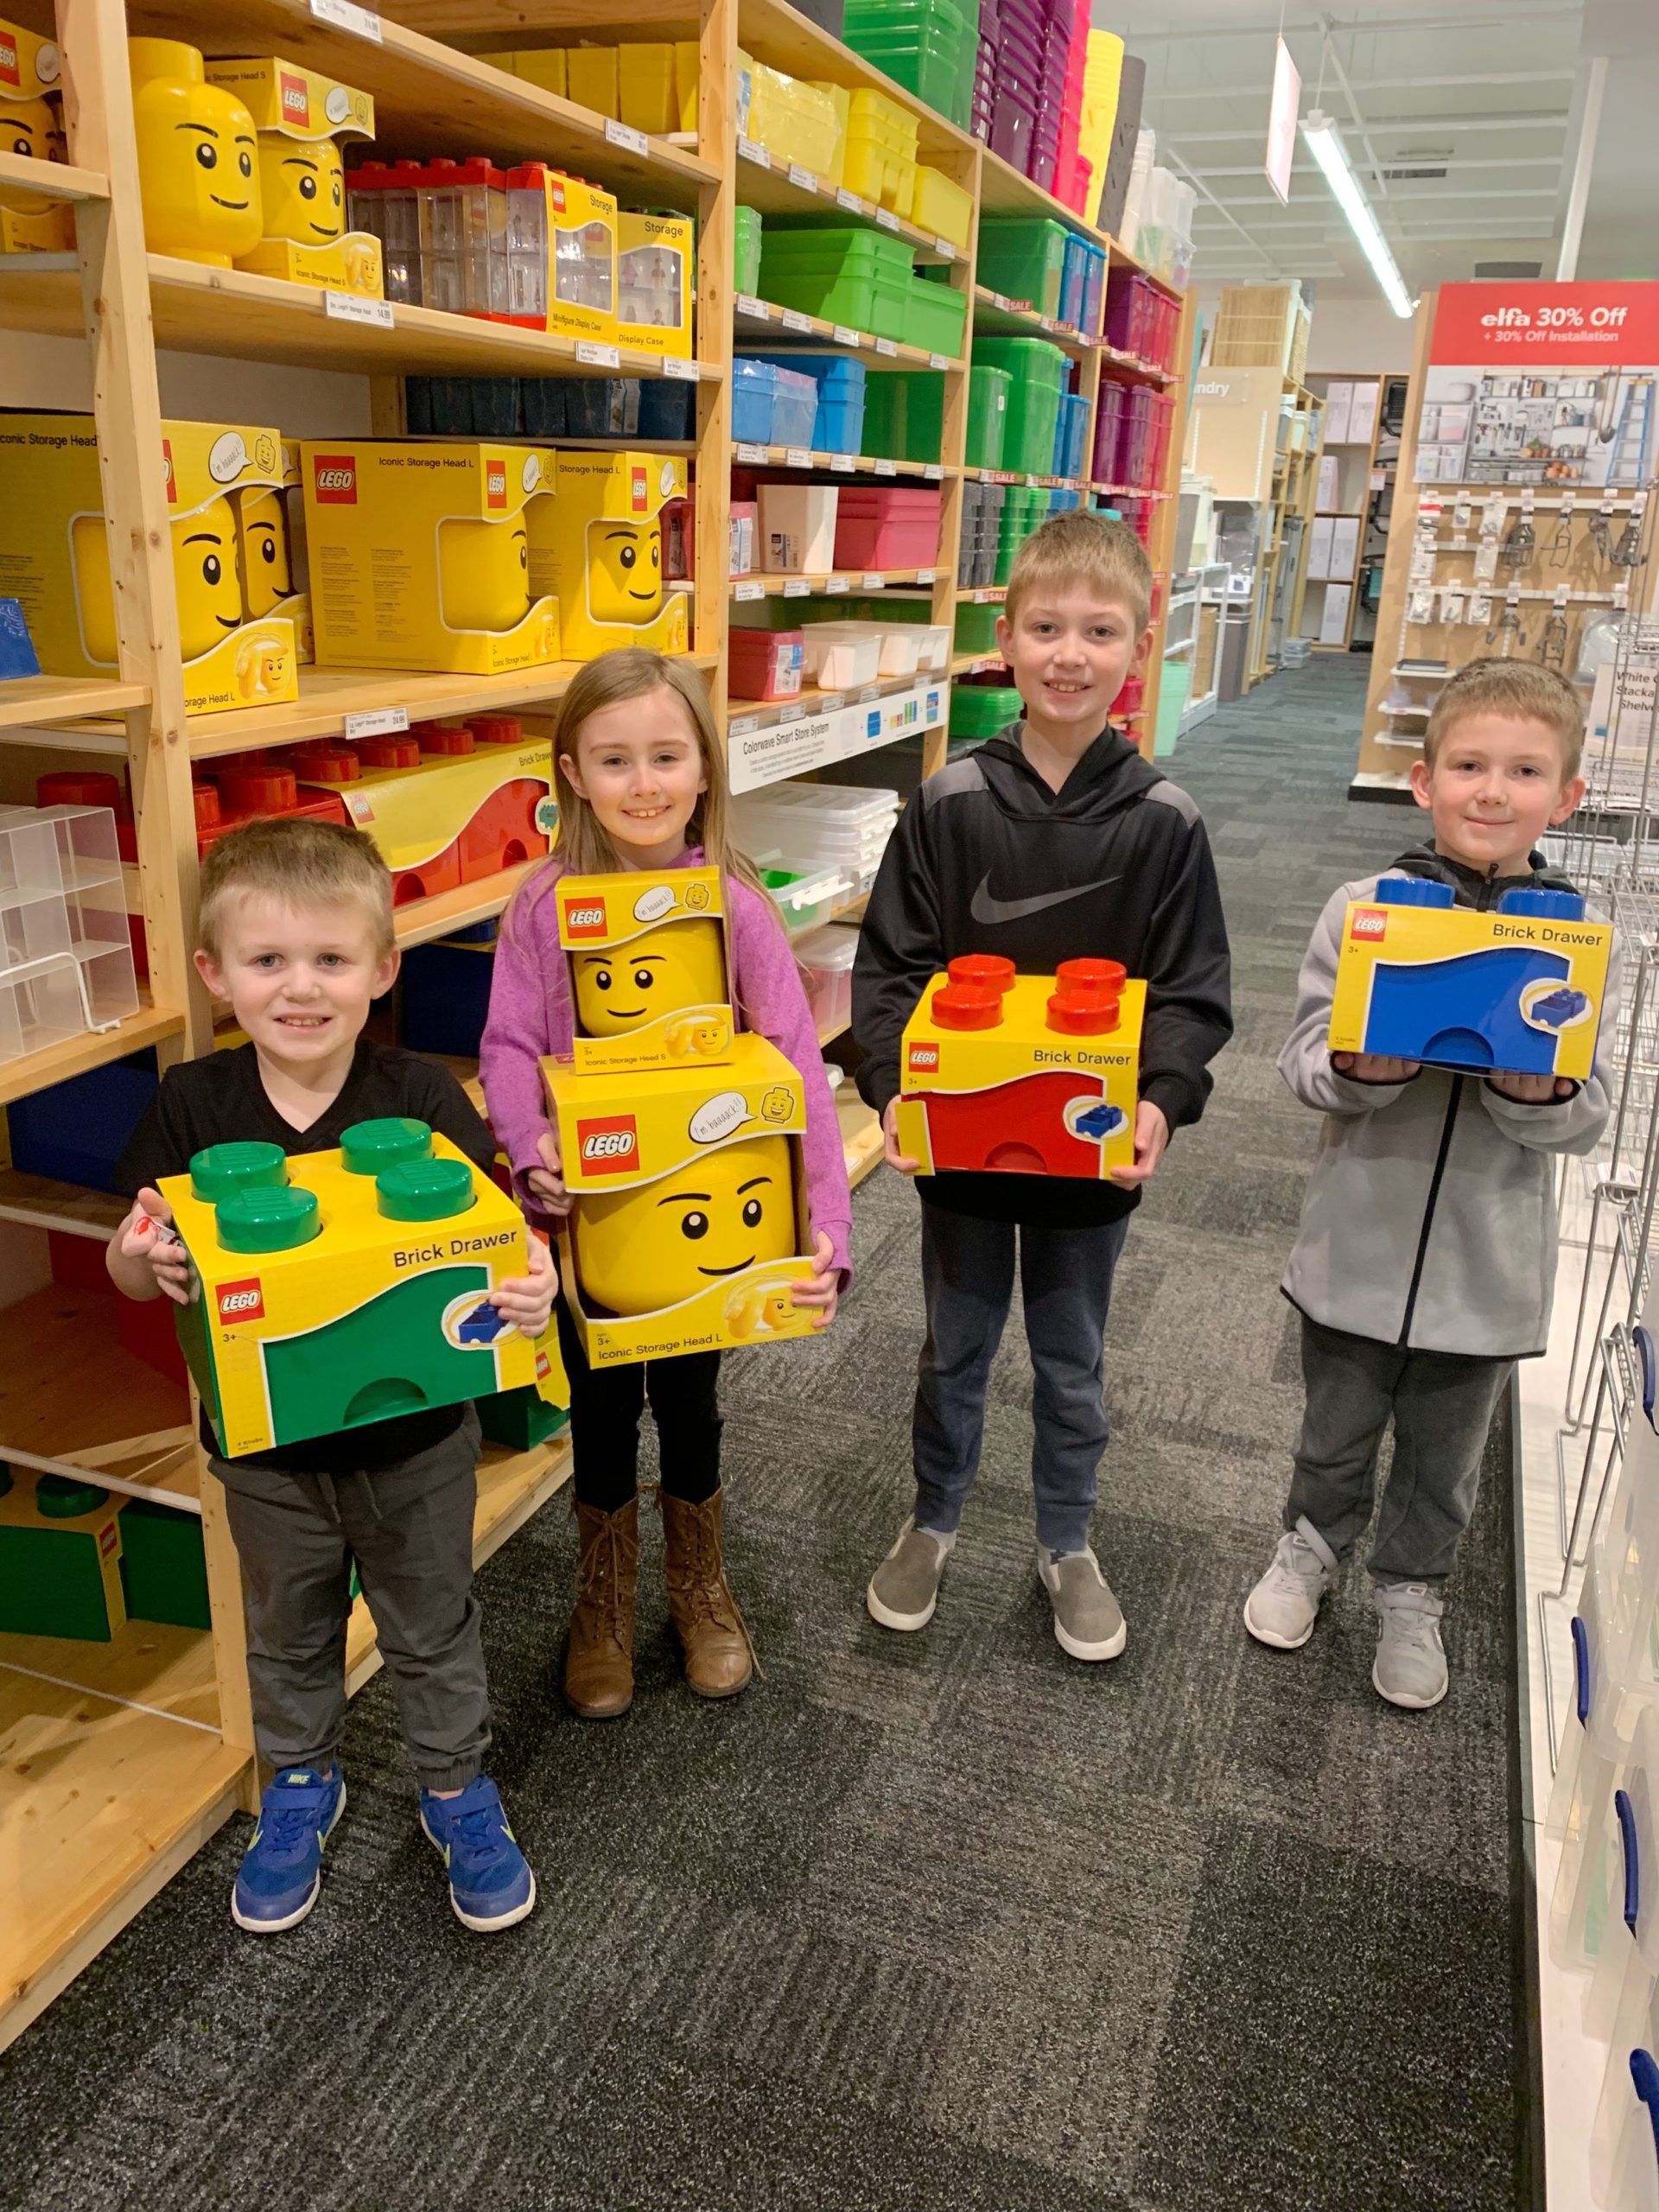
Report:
748,353,868,454
1059,235,1087,332
732,359,821,447
1079,241,1108,338
1052,392,1090,481
8,1050,159,1192
399,928,497,1059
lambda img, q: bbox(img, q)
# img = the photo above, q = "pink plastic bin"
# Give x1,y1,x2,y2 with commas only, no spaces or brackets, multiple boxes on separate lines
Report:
728,626,805,702
832,487,943,571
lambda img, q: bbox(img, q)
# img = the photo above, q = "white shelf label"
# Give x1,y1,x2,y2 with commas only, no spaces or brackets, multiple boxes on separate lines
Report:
874,457,897,477
916,568,936,583
825,576,849,594
972,588,1001,603
734,442,768,464
874,337,898,357
604,118,649,156
575,340,620,368
861,572,886,589
782,579,810,598
729,715,759,737
935,238,956,260
859,683,881,703
780,308,814,334
830,452,855,472
662,355,698,381
734,293,766,320
343,705,408,740
819,692,845,712
924,463,943,481
832,324,860,349
787,162,818,193
875,207,900,231
1039,315,1058,333
929,353,950,371
324,289,393,327
310,0,382,39
778,703,805,724
992,291,1010,310
836,188,862,213
736,136,769,168
734,580,765,601
785,446,811,469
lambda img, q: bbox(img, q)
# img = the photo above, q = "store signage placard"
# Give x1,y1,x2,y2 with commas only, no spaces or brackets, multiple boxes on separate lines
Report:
728,677,947,794
1429,282,1659,365
1264,37,1300,206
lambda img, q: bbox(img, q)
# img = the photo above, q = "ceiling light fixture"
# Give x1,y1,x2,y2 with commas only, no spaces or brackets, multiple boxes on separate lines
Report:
1300,109,1416,319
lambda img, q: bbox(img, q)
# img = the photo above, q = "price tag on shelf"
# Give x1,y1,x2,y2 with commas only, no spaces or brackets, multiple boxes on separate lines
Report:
874,337,898,357
929,353,950,372
830,452,855,472
734,581,766,601
861,572,886,589
787,163,818,193
778,703,805,725
916,568,936,584
836,188,862,213
604,118,649,156
874,457,897,477
343,705,408,741
825,576,849,594
859,683,881,704
924,463,943,481
310,0,382,39
734,442,768,465
729,715,759,738
662,356,698,381
575,340,620,368
780,308,814,334
734,293,766,320
819,692,845,712
875,208,900,232
992,291,1010,310
782,579,810,598
785,446,811,470
737,136,769,168
324,289,393,327
934,238,956,260
832,325,860,349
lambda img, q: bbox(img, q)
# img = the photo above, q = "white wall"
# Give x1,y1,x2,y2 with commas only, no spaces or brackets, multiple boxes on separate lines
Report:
1,334,372,435
1303,295,1418,377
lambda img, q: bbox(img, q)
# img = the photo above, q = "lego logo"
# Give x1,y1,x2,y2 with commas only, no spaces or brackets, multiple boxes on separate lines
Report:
631,467,648,513
0,37,18,87
1351,910,1387,941
280,72,310,126
486,464,507,511
577,1117,639,1173
312,455,358,503
908,1046,939,1071
563,899,607,941
550,178,566,212
162,438,176,504
218,1279,265,1323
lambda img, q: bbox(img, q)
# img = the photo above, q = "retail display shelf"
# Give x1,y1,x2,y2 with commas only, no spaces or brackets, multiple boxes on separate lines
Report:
971,286,1089,357
0,1002,185,1112
0,150,107,205
838,1091,884,1188
0,1169,128,1242
391,860,543,951
730,443,949,482
728,665,945,730
0,677,149,732
734,135,957,263
731,569,938,599
733,292,963,376
0,1283,196,1509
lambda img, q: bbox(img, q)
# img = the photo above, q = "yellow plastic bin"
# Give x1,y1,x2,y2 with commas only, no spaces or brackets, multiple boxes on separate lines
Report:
911,162,972,249
742,57,842,179
675,42,700,132
620,44,677,134
568,46,620,119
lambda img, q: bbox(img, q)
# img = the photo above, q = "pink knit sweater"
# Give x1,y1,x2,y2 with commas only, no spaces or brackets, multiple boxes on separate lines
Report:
480,850,855,1283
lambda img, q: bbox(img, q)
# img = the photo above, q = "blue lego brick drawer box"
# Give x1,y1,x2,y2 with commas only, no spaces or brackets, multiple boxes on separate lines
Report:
1328,878,1613,1081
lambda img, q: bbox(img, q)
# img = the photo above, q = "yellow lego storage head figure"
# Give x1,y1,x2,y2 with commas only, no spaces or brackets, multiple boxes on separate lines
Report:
236,485,292,617
570,917,726,1039
1,99,60,213
437,518,531,635
573,1133,796,1315
130,39,263,268
528,452,688,662
586,514,663,628
256,134,343,245
71,495,244,664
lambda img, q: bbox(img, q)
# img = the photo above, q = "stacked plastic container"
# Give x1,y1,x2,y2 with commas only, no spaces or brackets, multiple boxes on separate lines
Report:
731,359,819,447
747,354,867,453
834,486,942,570
976,218,1069,319
0,802,138,1067
1103,270,1180,370
1052,391,1090,481
958,480,1005,585
796,925,859,1039
971,337,1067,476
840,87,919,213
983,0,1091,209
733,783,900,897
842,0,976,131
728,628,806,702
1060,232,1109,338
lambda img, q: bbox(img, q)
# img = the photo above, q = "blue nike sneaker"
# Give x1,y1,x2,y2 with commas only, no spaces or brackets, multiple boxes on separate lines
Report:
232,1765,346,1933
418,1775,537,1932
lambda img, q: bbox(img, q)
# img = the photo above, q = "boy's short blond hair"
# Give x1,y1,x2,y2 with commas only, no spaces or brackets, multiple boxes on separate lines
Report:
197,816,395,963
1424,658,1585,780
1003,510,1153,633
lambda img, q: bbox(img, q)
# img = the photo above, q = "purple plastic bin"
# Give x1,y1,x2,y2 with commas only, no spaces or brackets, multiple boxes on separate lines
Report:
1092,381,1124,480
988,101,1036,166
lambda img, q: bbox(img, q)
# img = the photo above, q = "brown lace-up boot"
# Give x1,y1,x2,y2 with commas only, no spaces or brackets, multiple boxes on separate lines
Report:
659,1488,753,1700
563,1496,639,1719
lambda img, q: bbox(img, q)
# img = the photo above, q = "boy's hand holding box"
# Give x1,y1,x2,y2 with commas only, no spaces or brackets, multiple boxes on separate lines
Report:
556,864,734,1072
896,957,1145,1177
1327,877,1612,1081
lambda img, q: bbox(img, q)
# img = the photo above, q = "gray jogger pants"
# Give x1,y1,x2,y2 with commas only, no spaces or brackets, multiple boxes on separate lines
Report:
213,1407,490,1790
912,1200,1129,1554
1284,1314,1511,1587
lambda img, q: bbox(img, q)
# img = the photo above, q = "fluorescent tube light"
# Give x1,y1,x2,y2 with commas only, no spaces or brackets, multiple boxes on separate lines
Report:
1300,110,1416,319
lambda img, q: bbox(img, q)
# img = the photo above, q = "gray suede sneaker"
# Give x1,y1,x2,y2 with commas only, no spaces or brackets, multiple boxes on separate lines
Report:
1372,1582,1448,1709
867,1516,955,1631
1243,1516,1338,1650
1037,1546,1127,1661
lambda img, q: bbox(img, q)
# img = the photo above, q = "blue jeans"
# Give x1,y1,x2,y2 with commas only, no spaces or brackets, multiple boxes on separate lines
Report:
912,1201,1130,1554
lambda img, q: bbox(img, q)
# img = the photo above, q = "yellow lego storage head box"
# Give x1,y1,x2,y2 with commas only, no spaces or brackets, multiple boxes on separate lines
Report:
543,1033,816,1367
1327,876,1614,1084
161,1121,536,1459
0,15,60,103
527,451,688,662
0,92,72,249
895,960,1145,1179
130,39,264,269
205,56,382,294
299,439,562,676
556,865,734,1071
0,412,297,715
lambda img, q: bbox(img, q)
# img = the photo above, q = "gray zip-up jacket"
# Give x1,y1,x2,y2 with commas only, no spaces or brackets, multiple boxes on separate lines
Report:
1279,842,1618,1359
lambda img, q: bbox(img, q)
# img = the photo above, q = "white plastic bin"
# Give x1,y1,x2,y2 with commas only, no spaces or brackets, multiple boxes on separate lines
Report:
795,922,858,1038
1590,1706,1659,2200
798,626,882,691
758,857,849,934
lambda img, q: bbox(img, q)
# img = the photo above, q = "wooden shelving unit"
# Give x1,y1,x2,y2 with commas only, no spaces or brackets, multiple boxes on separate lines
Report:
0,0,1191,2048
1298,373,1408,656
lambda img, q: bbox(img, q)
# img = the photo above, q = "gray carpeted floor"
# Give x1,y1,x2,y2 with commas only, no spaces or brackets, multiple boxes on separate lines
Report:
0,657,1521,2212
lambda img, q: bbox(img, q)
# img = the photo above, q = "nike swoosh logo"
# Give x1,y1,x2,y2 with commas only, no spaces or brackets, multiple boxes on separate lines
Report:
969,873,1121,925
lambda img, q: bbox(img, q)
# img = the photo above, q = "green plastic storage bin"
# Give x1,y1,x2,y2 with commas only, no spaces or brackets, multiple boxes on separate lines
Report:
975,219,1070,321
966,364,1010,470
950,684,1022,739
734,205,763,296
758,226,915,341
972,337,1066,479
994,483,1046,584
861,370,944,463
118,1497,212,1630
954,600,1002,653
906,270,968,359
845,0,974,130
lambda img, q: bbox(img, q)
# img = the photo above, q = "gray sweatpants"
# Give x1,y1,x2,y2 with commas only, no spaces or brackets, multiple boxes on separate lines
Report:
1284,1315,1511,1588
913,1199,1130,1554
213,1407,490,1791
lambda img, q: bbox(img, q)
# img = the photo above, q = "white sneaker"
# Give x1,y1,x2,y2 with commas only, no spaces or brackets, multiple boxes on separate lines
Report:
1372,1582,1448,1709
867,1516,955,1631
1243,1517,1338,1650
1037,1545,1127,1661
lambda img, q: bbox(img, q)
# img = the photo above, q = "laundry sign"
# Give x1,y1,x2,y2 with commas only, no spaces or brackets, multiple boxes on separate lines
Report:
1429,281,1659,366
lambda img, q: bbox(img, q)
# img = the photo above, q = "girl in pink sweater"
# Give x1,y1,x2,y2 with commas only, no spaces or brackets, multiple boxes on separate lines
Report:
480,649,852,1720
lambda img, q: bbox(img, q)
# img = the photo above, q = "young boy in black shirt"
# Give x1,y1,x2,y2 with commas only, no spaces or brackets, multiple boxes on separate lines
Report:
109,817,554,1935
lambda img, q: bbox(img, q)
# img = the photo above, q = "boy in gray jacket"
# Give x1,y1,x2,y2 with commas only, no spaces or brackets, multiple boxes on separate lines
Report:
1245,660,1615,1708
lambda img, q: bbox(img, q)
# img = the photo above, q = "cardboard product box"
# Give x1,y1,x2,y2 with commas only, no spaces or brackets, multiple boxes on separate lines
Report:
162,1122,537,1460
618,211,693,358
0,19,73,251
0,1470,126,1642
0,13,60,102
299,439,561,674
234,436,312,659
556,864,734,1072
896,963,1145,1178
545,1032,816,1367
528,449,688,661
0,411,298,714
293,731,555,899
499,165,619,343
1328,880,1615,1082
205,54,382,295
1316,581,1351,645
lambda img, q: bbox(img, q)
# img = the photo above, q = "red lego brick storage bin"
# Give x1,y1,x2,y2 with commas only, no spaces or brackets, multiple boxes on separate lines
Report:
832,487,942,572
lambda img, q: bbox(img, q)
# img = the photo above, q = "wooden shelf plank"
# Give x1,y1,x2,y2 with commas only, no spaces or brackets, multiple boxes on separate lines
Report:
0,676,149,732
734,292,963,377
837,1090,882,1188
0,1002,185,1112
0,1616,218,1732
0,1169,128,1242
393,858,541,950
733,137,958,264
0,1284,197,1506
731,567,937,599
730,442,948,483
0,151,108,204
971,285,1090,358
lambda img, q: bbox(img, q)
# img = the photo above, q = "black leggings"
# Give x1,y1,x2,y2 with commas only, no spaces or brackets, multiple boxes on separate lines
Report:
556,1300,722,1514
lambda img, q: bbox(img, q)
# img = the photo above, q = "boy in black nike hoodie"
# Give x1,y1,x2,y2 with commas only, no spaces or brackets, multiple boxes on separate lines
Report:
853,512,1232,1660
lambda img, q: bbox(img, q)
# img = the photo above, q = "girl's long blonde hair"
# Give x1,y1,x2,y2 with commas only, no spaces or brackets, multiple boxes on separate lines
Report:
505,649,772,947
